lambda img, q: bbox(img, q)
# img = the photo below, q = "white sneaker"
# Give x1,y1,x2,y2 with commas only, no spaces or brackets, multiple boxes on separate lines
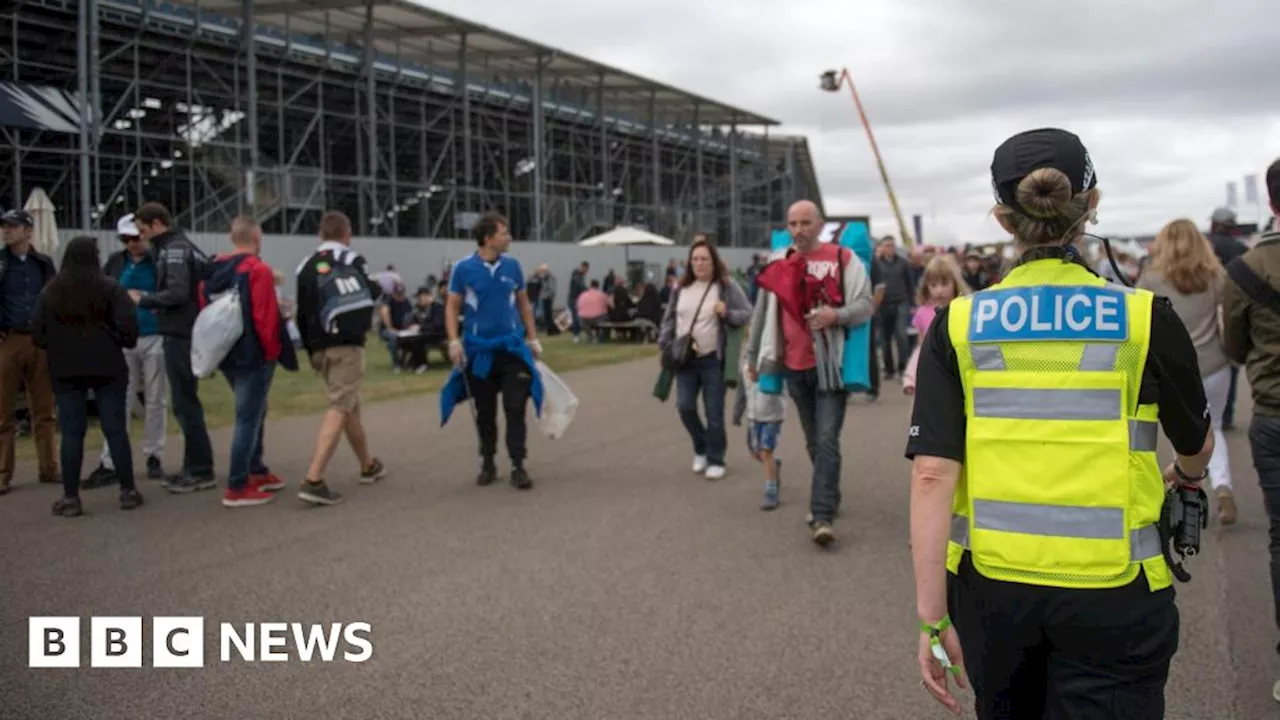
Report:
705,465,726,480
1273,678,1280,703
692,455,708,473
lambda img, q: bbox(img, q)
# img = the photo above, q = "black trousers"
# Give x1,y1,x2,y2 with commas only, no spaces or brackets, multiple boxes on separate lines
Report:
867,318,881,398
948,555,1179,720
542,297,560,336
162,335,213,477
1248,414,1280,634
468,350,533,466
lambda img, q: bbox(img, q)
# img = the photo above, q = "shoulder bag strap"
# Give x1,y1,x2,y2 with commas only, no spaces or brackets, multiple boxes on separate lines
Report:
1226,257,1280,317
686,281,715,330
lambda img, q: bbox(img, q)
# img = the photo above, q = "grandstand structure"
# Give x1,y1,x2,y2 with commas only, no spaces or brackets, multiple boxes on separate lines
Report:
0,0,823,247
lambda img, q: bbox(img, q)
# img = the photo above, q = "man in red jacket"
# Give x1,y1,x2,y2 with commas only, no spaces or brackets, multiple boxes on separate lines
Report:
192,215,298,506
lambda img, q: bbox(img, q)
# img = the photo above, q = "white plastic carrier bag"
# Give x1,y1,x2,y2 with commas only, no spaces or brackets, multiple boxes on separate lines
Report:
536,360,579,439
190,291,244,378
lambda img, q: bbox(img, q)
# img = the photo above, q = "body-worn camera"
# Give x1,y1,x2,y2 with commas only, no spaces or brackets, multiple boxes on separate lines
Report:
1160,483,1209,583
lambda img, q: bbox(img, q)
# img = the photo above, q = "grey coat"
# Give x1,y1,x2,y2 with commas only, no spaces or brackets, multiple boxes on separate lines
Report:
658,277,752,361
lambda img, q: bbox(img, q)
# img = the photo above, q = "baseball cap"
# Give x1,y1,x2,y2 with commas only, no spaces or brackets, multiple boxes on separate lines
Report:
1210,207,1237,225
991,128,1097,215
116,213,140,237
0,209,33,228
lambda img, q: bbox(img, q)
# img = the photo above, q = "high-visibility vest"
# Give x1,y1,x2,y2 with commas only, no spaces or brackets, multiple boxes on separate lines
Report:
945,258,1171,592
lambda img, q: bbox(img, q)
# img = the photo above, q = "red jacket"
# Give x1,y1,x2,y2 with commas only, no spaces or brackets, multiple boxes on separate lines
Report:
199,251,283,368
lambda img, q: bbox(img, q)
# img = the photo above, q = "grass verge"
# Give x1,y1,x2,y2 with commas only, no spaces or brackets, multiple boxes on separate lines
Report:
12,334,655,463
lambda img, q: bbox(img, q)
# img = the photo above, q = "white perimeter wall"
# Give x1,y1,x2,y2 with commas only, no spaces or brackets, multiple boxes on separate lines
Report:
56,231,764,306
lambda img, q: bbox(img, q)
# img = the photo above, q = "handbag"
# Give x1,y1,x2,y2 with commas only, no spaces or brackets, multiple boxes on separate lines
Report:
662,282,714,371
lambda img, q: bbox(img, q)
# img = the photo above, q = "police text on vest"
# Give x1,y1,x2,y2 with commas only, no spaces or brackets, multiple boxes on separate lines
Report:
969,286,1129,343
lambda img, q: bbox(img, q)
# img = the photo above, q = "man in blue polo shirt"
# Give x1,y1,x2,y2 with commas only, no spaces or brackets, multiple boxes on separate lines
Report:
442,211,543,490
85,213,168,488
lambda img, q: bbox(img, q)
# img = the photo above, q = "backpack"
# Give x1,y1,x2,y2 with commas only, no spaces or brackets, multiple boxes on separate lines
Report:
314,248,375,335
190,290,243,378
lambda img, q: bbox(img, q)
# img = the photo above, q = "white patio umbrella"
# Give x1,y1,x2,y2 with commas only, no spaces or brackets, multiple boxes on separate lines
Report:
577,225,676,264
23,188,58,257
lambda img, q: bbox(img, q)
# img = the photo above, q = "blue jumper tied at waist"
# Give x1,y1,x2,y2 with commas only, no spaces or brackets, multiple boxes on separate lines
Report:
439,331,544,426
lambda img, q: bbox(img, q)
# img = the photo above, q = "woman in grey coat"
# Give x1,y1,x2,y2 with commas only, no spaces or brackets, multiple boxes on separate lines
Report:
658,240,752,480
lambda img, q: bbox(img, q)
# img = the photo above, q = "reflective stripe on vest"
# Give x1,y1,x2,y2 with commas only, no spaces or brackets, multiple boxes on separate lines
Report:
971,386,1159,452
967,343,1121,373
950,513,1162,562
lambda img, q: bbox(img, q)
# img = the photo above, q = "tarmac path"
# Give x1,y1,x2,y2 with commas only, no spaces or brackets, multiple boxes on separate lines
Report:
0,357,1274,719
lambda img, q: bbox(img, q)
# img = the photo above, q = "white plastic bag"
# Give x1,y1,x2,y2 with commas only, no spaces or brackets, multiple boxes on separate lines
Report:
536,360,578,439
190,291,243,378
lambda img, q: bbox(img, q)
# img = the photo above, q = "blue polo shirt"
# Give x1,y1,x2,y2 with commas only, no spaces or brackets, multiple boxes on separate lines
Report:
0,254,43,331
117,254,160,336
448,252,526,339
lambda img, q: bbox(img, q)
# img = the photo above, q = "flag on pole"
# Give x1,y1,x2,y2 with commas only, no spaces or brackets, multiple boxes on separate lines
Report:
1227,181,1239,208
1244,174,1260,205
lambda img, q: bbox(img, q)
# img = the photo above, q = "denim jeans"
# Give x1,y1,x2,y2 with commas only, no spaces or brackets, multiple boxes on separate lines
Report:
570,301,582,335
380,328,400,368
163,335,214,477
54,377,134,497
787,368,848,523
224,364,274,491
675,354,727,466
1248,414,1280,633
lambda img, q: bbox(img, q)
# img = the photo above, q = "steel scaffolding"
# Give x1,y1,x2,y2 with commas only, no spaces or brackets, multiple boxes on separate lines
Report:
0,0,824,246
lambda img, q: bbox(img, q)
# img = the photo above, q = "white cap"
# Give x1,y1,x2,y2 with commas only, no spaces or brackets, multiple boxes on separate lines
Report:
117,213,140,237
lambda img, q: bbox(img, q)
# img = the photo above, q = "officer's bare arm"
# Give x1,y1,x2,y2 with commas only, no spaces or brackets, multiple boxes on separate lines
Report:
910,455,961,624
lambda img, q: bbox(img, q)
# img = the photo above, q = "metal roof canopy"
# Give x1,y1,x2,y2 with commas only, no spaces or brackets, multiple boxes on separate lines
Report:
199,0,778,127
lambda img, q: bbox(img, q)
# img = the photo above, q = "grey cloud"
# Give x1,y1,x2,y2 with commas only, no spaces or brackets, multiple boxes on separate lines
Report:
435,0,1279,241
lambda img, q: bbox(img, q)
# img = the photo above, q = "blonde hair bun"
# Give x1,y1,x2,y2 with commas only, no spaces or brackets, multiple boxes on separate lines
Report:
1015,167,1073,220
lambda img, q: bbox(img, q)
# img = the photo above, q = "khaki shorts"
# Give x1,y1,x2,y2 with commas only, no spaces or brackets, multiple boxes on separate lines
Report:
310,346,365,413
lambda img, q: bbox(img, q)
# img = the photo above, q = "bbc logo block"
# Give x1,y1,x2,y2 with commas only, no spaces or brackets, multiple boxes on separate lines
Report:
153,617,204,668
28,617,80,668
90,617,142,668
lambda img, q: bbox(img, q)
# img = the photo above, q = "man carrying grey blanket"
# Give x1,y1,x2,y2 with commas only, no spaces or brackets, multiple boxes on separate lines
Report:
744,200,875,547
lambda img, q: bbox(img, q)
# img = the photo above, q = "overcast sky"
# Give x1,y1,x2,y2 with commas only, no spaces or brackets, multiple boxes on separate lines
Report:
429,0,1279,245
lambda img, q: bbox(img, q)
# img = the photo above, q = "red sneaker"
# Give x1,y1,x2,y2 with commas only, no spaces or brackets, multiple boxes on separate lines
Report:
249,473,286,492
223,487,276,508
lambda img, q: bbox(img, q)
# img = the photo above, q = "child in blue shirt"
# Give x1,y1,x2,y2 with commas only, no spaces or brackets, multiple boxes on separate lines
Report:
742,346,787,510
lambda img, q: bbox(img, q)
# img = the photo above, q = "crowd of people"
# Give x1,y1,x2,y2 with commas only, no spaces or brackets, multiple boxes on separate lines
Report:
0,204,388,511
2,129,1280,713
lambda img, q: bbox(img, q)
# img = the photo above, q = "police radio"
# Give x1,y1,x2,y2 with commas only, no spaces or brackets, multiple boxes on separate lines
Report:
1161,481,1209,583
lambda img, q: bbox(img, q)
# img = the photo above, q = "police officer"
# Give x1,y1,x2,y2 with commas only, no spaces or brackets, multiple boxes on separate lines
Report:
905,128,1215,719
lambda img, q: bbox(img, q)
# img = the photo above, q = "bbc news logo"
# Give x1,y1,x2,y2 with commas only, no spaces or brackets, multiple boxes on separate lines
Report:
28,617,373,668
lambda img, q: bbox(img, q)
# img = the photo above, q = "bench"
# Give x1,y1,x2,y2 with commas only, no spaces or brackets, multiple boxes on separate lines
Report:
585,318,658,343
390,330,449,368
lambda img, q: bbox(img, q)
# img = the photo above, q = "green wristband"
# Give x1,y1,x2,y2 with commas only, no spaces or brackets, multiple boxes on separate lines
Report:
919,614,952,636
